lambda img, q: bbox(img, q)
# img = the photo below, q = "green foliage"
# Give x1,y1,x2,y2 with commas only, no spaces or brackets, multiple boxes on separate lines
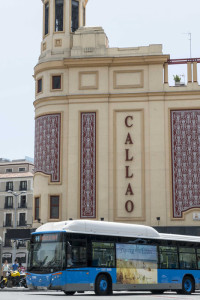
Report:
173,75,181,82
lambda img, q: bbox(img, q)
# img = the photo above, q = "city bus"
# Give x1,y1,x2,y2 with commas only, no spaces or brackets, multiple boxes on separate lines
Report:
26,220,200,295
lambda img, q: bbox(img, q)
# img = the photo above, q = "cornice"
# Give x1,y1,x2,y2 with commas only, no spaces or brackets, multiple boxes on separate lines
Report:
34,55,170,77
34,90,200,107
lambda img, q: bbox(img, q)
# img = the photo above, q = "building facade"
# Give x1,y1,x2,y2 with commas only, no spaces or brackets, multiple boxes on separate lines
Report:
33,0,200,235
0,158,34,265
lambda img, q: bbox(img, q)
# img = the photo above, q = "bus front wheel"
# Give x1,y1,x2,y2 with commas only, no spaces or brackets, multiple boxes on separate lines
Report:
95,274,111,296
182,276,195,295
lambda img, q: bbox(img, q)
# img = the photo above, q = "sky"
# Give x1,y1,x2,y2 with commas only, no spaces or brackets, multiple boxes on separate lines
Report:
0,0,199,161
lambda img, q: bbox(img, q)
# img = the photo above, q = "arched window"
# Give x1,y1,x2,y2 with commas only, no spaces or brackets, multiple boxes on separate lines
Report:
55,0,64,32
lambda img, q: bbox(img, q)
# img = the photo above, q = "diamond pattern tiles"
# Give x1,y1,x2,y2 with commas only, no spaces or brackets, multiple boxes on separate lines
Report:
34,114,61,182
171,110,200,218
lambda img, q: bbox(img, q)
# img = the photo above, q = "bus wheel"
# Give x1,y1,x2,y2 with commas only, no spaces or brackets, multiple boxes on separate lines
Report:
95,274,110,295
182,276,195,295
64,291,76,296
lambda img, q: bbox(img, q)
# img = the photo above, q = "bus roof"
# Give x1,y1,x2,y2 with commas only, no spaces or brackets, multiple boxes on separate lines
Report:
36,220,160,238
35,220,200,243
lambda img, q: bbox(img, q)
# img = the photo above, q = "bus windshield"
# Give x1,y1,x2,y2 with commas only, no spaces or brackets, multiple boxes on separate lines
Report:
28,233,66,273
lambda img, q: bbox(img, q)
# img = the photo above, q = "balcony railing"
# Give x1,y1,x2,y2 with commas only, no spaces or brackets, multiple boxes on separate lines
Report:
17,221,27,227
19,185,27,191
4,204,13,209
6,187,13,191
164,58,200,85
18,203,27,209
3,222,13,227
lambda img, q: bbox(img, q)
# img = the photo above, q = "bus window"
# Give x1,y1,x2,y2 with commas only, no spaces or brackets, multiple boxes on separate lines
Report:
67,240,87,268
92,242,115,268
197,249,200,269
159,246,178,269
179,247,196,269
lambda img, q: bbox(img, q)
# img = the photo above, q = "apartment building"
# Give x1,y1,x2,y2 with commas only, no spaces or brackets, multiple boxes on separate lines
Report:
0,158,34,266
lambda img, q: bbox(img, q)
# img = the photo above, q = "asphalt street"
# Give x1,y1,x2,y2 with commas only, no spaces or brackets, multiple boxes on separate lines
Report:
1,290,200,300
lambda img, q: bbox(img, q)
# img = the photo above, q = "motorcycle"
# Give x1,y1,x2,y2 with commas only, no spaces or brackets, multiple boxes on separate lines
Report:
0,270,27,288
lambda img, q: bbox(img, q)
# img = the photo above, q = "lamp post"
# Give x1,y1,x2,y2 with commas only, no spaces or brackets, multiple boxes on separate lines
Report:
7,190,26,264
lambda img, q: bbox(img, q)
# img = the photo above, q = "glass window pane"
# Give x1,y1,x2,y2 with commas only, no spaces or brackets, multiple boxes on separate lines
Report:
45,2,49,35
92,242,115,267
52,76,61,89
35,197,39,220
67,240,87,268
37,79,42,93
159,246,178,269
179,247,195,254
179,253,196,269
50,196,59,219
55,0,63,32
71,0,79,32
197,250,200,269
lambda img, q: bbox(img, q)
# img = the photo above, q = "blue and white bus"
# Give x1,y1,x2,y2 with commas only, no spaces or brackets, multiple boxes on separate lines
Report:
26,220,200,295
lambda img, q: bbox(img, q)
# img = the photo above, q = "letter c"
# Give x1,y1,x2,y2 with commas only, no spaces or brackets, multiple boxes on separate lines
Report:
125,116,133,128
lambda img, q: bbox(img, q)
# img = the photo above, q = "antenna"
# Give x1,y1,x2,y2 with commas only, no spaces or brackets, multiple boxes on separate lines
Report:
183,32,192,58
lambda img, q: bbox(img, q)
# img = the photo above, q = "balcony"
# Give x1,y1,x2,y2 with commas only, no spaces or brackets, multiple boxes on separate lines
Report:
3,222,13,227
18,203,27,209
17,221,27,227
5,186,13,192
4,204,13,209
164,58,200,86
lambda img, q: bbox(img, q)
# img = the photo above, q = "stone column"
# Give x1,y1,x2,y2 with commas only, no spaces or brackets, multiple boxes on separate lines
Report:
187,62,192,83
164,63,168,84
193,62,198,82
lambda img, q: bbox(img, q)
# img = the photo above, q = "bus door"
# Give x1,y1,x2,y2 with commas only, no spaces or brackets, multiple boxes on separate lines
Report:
66,239,89,284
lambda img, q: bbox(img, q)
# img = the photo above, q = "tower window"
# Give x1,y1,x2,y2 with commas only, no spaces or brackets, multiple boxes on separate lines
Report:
83,5,86,27
45,2,49,35
55,0,64,32
52,75,61,90
71,0,79,32
37,78,42,94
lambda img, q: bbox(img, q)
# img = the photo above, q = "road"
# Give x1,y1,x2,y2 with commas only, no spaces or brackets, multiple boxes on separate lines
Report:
0,290,200,300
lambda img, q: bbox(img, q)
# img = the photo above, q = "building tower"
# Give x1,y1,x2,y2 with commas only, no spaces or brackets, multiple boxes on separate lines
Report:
34,1,200,235
40,0,87,61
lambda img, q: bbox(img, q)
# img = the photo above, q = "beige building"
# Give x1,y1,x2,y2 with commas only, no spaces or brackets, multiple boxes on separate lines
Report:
0,158,34,266
33,0,200,235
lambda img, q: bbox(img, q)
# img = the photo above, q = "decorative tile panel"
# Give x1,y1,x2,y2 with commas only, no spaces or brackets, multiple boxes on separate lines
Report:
80,112,96,218
171,110,200,218
34,114,61,182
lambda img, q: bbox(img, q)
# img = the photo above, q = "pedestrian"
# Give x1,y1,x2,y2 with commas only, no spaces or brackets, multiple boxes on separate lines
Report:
18,262,25,274
12,259,19,271
2,260,9,278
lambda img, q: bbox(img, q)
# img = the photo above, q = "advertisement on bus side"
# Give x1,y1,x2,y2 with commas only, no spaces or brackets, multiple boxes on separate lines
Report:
116,244,158,284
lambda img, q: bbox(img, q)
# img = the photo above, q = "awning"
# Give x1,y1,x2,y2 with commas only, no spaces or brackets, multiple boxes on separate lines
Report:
6,229,35,240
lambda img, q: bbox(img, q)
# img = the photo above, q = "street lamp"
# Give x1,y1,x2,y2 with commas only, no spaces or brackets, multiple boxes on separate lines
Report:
7,190,26,263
